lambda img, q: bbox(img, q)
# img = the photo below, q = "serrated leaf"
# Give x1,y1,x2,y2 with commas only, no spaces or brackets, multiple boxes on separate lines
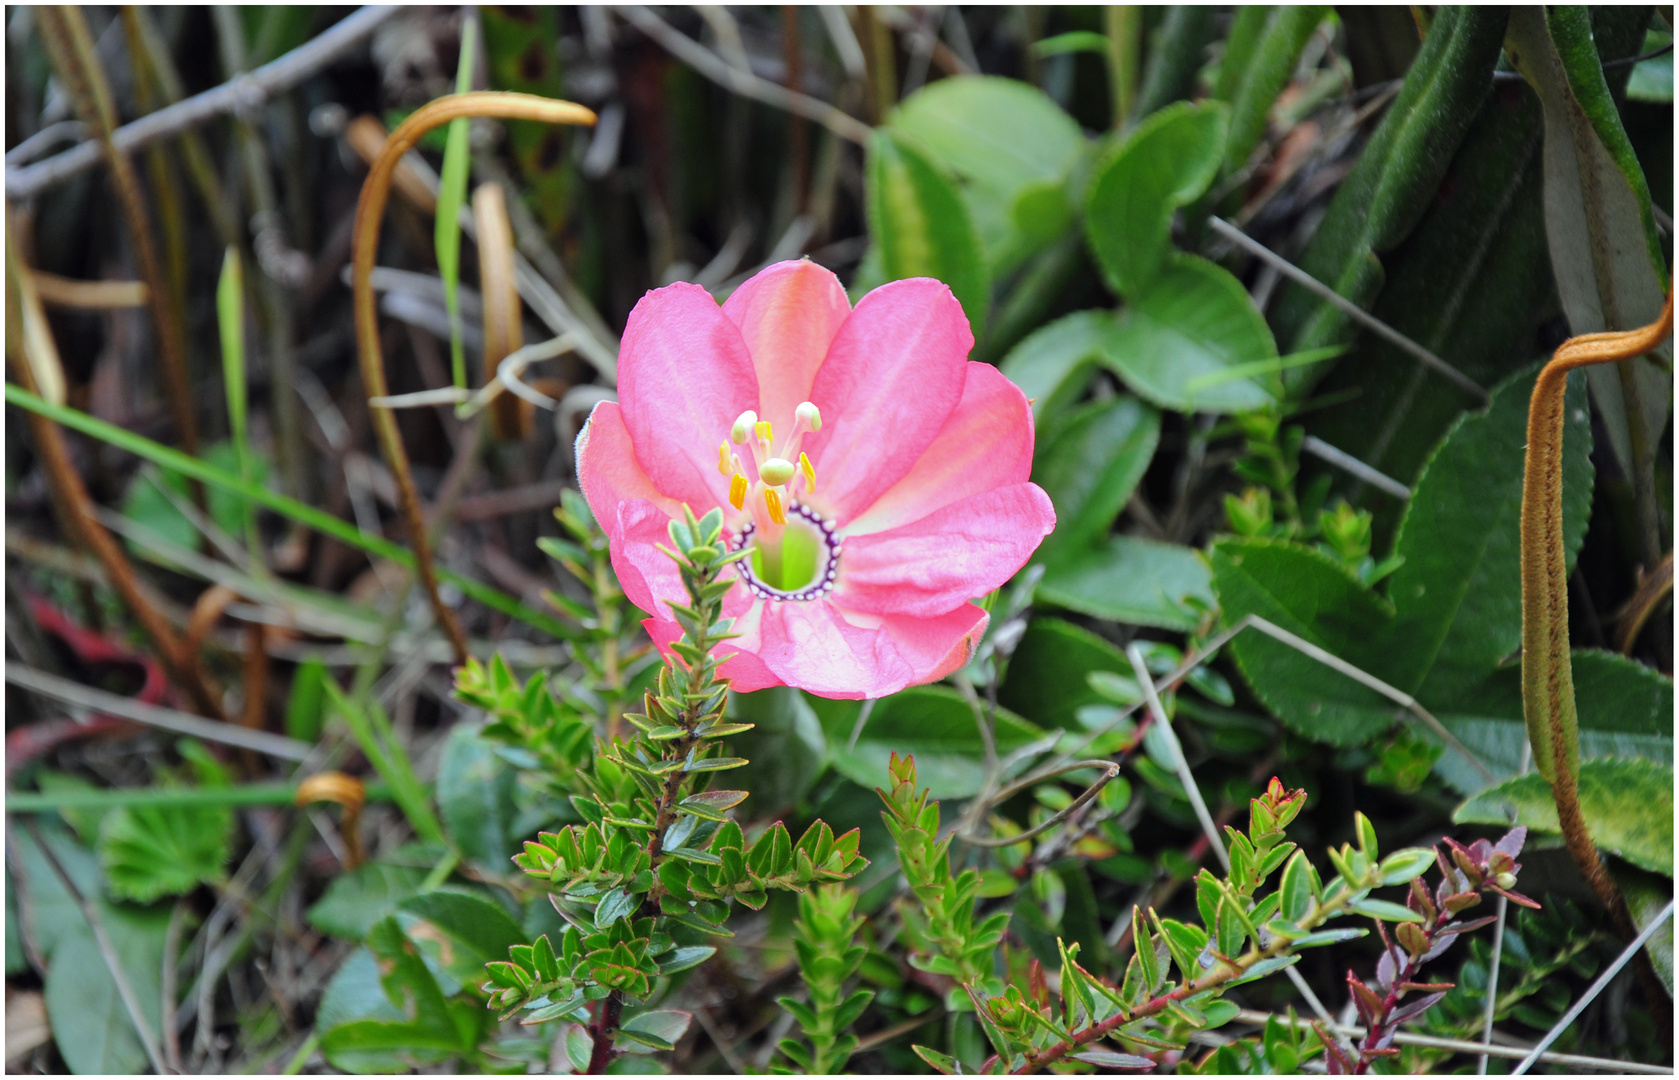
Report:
97,798,231,903
1454,757,1673,875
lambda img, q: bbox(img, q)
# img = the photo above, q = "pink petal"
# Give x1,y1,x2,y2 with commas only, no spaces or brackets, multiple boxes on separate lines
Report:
878,603,990,686
721,260,851,437
803,278,972,526
842,361,1037,536
618,282,759,509
754,601,914,699
833,483,1056,617
575,402,686,617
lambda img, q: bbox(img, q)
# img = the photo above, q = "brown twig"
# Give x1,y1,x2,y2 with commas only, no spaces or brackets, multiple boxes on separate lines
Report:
1616,551,1673,657
5,222,225,721
36,6,200,467
352,92,596,666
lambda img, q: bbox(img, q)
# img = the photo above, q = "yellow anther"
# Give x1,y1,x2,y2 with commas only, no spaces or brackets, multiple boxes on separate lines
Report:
755,420,773,444
799,452,816,494
764,487,786,525
729,473,748,510
759,457,796,486
717,440,733,476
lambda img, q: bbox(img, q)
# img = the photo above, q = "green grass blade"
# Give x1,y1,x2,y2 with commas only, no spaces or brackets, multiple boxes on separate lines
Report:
6,782,395,813
216,246,260,554
436,14,478,390
5,384,578,640
322,677,445,845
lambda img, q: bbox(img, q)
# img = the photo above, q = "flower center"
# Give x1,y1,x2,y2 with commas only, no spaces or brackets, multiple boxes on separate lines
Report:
714,402,835,602
734,503,840,601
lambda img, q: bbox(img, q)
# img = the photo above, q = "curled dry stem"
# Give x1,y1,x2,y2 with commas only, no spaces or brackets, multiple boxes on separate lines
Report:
351,92,596,665
1520,283,1672,1001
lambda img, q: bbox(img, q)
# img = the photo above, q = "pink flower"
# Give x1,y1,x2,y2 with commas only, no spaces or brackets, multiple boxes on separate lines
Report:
575,260,1055,699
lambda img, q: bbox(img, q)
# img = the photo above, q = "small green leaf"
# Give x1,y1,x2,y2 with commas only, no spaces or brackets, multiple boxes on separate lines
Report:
1348,897,1425,923
595,888,638,928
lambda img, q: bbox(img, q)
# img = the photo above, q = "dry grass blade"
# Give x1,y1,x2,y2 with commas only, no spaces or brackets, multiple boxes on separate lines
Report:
352,91,596,665
473,181,530,440
35,5,200,463
30,271,148,309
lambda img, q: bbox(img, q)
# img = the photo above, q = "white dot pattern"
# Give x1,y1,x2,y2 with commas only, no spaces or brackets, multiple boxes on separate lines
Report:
732,502,841,603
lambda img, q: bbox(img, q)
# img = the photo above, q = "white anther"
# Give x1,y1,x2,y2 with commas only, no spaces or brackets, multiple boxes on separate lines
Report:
758,457,796,486
731,410,758,444
795,401,822,432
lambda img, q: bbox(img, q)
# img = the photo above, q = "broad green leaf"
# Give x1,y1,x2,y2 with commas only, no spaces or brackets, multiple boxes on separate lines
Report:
727,686,826,813
866,128,990,332
1454,757,1674,876
997,309,1110,422
1134,7,1218,118
1037,535,1213,633
1097,255,1277,413
1435,650,1673,795
1211,537,1397,745
1626,31,1673,103
1386,368,1592,707
1303,61,1554,493
807,686,1044,799
1086,101,1226,295
1212,7,1331,175
120,442,268,558
318,917,482,1071
1620,865,1674,995
997,617,1130,731
1216,369,1594,754
45,908,169,1075
8,820,104,961
888,75,1084,275
1507,7,1671,526
1270,7,1509,390
1033,395,1160,559
396,889,525,986
308,860,431,941
437,722,521,869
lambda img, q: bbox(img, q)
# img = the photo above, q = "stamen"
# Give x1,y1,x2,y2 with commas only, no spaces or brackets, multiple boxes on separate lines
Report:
795,402,822,432
729,473,748,510
717,440,733,476
764,488,786,525
755,420,773,444
731,410,758,444
799,452,816,494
